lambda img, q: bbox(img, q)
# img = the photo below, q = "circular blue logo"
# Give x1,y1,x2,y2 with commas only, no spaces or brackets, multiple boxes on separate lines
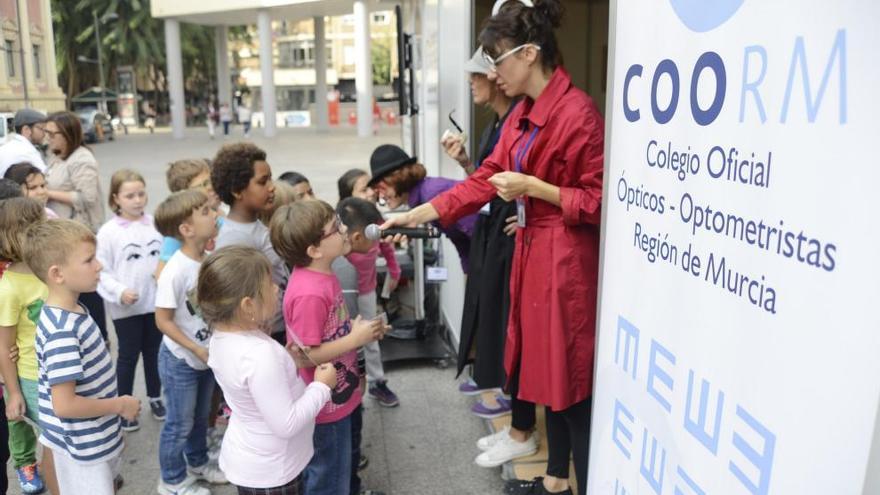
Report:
669,0,744,32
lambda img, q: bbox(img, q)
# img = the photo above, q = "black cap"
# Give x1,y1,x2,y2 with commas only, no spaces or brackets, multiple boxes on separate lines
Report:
13,109,47,130
368,144,417,187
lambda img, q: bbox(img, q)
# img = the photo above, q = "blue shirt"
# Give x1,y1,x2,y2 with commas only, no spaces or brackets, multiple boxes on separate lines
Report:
36,305,123,464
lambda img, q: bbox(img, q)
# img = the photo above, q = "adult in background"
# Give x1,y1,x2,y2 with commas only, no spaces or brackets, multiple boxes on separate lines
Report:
368,144,477,272
0,109,47,177
441,46,540,468
44,111,109,340
381,0,604,493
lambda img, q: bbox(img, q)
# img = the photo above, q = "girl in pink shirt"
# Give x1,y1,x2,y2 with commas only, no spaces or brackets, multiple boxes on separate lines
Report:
201,246,337,494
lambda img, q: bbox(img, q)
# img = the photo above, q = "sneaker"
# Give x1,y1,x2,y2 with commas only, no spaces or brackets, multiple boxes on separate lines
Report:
504,477,572,495
471,395,511,419
121,418,141,432
208,443,222,461
358,454,369,470
150,398,167,421
475,431,538,468
157,475,211,495
188,462,228,484
478,425,511,451
368,381,400,407
16,463,45,494
458,378,498,396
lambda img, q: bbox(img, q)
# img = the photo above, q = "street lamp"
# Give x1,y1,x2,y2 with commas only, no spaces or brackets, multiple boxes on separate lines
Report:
89,11,118,113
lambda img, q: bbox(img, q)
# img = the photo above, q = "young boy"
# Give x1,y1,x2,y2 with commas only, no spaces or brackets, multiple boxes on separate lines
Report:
154,190,227,495
269,200,387,495
23,219,140,495
333,198,400,495
155,159,223,279
211,143,288,344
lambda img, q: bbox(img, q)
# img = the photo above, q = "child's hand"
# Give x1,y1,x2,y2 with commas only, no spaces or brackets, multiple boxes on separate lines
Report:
6,392,24,421
9,344,18,363
314,363,338,389
117,395,141,421
121,289,139,306
351,316,385,346
194,347,209,364
286,342,315,369
387,277,399,293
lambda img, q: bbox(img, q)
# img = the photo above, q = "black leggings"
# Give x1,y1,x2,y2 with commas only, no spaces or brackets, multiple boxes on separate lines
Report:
506,367,537,433
545,397,592,495
78,291,108,340
114,313,162,398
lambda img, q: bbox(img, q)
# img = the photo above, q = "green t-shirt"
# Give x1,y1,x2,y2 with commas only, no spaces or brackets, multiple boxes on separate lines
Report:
0,270,47,380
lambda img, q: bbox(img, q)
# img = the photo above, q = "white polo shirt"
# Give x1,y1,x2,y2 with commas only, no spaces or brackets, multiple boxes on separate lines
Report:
0,134,46,177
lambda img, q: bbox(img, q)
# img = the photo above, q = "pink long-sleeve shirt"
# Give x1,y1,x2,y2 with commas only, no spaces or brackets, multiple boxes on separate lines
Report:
346,241,401,295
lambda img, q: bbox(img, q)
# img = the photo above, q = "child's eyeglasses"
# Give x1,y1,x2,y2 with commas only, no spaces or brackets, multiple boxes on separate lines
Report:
319,216,347,241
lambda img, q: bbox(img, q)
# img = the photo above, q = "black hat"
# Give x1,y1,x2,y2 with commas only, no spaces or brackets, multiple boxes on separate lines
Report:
13,109,46,130
368,144,417,186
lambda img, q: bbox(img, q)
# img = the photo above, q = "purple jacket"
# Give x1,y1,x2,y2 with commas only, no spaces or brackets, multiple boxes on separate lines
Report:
408,176,477,272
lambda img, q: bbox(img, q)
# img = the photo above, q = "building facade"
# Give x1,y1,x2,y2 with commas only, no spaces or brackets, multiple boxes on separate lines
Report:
0,0,64,113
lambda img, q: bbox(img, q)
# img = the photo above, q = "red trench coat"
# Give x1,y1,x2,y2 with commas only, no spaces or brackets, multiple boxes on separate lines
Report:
432,68,604,411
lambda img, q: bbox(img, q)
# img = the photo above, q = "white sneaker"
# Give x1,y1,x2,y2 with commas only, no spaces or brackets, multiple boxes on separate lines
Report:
474,432,538,468
477,426,511,451
187,463,228,484
157,475,211,495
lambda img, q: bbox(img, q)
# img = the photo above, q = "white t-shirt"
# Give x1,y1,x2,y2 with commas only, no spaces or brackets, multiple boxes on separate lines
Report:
209,330,330,488
155,250,210,370
0,134,46,177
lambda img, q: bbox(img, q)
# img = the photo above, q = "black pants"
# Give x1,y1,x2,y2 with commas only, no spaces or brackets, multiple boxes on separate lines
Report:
236,475,302,495
350,404,363,495
545,397,592,495
0,396,8,494
114,313,162,398
78,291,107,341
507,367,537,432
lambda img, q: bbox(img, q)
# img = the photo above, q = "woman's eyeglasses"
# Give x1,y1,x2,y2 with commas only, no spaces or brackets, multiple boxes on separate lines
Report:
482,43,541,70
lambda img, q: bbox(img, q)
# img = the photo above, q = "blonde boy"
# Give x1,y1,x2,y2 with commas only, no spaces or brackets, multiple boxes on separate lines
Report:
23,219,140,495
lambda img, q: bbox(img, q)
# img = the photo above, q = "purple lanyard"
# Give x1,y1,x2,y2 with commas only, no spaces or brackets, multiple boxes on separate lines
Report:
514,126,540,174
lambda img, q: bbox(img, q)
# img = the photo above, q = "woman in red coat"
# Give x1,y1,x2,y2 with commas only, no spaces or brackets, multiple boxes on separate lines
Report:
381,1,603,493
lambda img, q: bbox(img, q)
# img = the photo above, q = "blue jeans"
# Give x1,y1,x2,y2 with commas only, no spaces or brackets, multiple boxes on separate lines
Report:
158,343,215,484
304,415,352,495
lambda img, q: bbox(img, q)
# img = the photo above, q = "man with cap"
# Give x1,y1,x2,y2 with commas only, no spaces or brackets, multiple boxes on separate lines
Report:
0,109,47,177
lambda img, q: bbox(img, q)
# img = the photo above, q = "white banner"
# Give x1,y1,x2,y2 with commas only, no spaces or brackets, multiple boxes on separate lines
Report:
589,1,880,494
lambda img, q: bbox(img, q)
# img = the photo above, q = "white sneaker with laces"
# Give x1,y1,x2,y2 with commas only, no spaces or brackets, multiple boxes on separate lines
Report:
156,475,211,495
477,426,511,451
187,463,228,484
475,432,538,468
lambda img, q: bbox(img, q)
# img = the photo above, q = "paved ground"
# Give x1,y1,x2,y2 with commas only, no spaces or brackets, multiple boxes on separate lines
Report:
4,126,507,494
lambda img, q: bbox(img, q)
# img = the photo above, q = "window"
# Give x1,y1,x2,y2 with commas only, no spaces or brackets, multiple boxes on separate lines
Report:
32,45,40,79
5,40,15,78
279,41,315,68
372,13,390,25
342,14,355,25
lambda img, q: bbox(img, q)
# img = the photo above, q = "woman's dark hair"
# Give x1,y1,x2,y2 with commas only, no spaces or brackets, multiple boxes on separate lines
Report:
337,168,369,200
3,162,42,186
479,0,564,70
211,142,267,205
278,171,309,187
46,111,86,160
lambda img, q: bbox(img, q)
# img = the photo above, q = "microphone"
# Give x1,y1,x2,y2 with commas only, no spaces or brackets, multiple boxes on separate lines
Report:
364,224,441,241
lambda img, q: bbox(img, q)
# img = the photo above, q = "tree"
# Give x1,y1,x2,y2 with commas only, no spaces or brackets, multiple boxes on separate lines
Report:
372,39,392,85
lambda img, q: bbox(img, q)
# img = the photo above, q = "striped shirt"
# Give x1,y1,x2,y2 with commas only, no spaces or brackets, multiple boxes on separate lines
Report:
35,305,123,464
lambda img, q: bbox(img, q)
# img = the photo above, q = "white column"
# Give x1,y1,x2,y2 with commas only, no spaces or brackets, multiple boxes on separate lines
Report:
257,9,277,137
17,0,36,94
353,0,373,137
215,25,231,105
313,16,329,133
164,18,185,139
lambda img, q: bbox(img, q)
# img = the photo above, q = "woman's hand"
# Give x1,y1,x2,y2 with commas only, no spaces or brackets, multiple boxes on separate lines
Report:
378,203,441,243
488,172,533,202
441,135,469,167
504,215,518,236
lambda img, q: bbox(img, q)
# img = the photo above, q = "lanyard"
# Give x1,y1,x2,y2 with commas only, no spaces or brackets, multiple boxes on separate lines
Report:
514,125,540,174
